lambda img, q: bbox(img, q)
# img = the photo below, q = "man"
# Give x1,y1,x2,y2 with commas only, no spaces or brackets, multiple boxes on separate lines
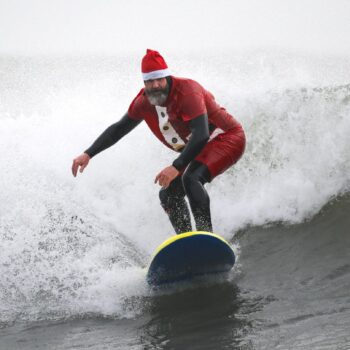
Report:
72,49,245,234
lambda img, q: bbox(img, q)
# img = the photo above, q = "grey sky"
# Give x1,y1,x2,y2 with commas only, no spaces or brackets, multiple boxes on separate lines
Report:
0,0,349,56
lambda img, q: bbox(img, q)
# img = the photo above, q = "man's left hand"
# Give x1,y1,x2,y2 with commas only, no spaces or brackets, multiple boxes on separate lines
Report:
154,166,179,188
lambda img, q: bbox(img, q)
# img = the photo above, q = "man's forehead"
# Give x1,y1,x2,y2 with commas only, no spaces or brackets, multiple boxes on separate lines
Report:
144,77,166,82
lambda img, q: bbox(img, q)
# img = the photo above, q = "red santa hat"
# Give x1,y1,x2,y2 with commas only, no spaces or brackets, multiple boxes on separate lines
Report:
141,49,170,81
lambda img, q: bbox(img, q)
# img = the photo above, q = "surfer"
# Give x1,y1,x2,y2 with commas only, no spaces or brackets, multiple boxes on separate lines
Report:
72,49,245,234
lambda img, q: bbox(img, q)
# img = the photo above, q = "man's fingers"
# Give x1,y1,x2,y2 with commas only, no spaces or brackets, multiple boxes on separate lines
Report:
159,175,170,188
156,174,164,186
154,173,161,184
72,159,86,177
155,169,175,187
162,181,170,189
72,161,78,177
161,178,167,187
72,154,90,178
162,176,169,187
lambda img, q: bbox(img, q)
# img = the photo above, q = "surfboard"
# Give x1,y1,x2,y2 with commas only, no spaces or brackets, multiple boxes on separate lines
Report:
146,231,235,286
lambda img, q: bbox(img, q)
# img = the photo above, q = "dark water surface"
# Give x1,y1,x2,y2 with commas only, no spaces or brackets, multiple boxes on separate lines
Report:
1,195,349,350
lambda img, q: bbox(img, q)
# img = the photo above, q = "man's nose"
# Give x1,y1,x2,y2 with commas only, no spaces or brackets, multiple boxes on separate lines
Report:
151,80,161,89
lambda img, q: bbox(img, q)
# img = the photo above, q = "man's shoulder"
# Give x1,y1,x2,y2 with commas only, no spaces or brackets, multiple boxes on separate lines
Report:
128,88,151,118
130,87,151,108
132,87,146,102
172,76,204,96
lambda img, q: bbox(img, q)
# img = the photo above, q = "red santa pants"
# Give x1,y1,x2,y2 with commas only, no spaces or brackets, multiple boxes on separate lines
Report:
195,127,246,180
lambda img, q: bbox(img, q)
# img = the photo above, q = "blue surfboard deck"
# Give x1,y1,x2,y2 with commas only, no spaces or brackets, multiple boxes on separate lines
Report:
147,231,235,286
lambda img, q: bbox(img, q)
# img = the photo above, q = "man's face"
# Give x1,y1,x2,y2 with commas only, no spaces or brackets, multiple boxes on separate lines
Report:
144,77,169,106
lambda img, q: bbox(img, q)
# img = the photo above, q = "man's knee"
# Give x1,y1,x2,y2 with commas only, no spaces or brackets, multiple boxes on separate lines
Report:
159,188,170,208
182,162,211,190
159,187,184,210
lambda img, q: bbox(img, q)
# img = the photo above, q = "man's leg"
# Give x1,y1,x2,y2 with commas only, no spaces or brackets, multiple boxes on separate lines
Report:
159,176,192,234
182,161,213,232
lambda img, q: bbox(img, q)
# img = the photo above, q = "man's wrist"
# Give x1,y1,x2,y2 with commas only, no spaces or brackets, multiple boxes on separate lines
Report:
172,159,184,171
84,150,93,158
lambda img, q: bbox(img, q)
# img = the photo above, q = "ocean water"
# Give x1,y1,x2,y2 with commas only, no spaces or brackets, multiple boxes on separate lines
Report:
0,51,350,349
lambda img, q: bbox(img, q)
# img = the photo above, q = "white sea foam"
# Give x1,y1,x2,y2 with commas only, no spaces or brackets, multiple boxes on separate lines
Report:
0,51,349,323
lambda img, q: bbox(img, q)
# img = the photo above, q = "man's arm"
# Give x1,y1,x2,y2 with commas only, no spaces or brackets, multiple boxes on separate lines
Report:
172,114,210,171
72,113,141,177
85,113,142,158
154,114,209,188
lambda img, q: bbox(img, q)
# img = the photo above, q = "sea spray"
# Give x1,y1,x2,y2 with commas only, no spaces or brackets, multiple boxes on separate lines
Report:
1,51,349,324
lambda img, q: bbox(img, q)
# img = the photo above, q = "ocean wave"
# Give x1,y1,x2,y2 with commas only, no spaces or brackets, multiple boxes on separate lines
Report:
0,53,349,324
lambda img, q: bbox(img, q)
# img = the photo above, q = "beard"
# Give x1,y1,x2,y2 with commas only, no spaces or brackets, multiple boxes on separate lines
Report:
145,86,169,106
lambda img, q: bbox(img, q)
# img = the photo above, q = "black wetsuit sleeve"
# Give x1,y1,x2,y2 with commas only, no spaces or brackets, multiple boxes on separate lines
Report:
172,114,210,171
84,113,142,158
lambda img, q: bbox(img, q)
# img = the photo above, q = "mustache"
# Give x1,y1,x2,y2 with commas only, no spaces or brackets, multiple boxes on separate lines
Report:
146,88,167,94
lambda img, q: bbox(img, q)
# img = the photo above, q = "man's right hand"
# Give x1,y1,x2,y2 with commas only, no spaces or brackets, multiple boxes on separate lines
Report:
72,153,91,177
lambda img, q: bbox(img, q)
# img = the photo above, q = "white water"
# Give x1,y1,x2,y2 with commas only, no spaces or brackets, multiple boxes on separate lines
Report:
1,51,350,324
